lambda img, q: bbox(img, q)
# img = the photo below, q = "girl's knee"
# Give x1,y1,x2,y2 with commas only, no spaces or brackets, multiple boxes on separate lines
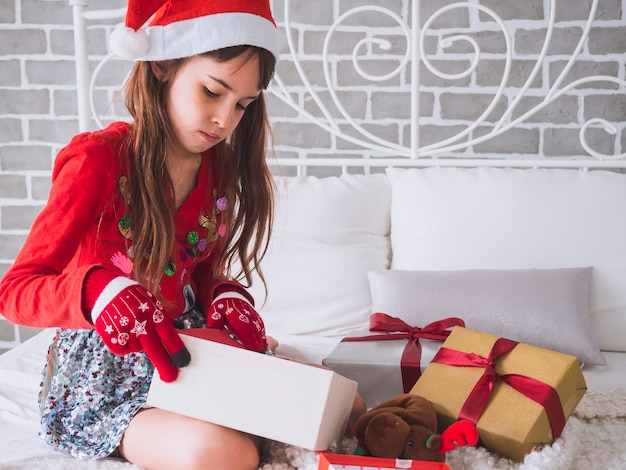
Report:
181,424,260,470
121,409,260,470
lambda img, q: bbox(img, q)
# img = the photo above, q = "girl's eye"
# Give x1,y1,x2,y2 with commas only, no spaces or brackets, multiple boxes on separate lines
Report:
236,103,248,112
204,87,218,98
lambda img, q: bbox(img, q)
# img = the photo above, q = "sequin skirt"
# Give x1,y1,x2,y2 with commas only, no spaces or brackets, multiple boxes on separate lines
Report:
39,309,205,460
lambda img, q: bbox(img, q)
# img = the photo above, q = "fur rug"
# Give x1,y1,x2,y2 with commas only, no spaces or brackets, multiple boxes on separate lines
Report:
1,389,624,469
258,388,626,470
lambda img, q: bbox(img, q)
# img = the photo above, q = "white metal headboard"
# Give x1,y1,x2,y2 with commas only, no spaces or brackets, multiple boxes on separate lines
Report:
271,0,626,163
2,0,623,352
69,0,626,171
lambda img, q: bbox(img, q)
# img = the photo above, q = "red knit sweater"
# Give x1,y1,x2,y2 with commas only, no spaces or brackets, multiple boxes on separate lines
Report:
0,122,240,329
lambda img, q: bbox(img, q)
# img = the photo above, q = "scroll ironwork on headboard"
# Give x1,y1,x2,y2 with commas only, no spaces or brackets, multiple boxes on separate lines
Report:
69,0,626,168
267,0,626,165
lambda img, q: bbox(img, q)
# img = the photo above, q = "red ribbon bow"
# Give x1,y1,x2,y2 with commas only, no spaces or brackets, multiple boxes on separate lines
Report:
342,313,464,392
433,337,567,439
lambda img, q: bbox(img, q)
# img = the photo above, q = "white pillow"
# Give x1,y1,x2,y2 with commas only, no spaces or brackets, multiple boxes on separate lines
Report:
248,173,391,337
386,166,626,352
368,268,605,365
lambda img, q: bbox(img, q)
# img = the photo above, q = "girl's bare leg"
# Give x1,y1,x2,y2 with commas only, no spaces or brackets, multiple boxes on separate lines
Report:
119,408,260,470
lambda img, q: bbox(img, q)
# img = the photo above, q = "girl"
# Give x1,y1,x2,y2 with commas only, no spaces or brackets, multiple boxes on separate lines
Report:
0,2,370,469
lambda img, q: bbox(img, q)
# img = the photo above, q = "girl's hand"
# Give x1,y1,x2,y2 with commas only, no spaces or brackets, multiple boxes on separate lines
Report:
267,335,279,352
90,277,190,382
206,292,268,353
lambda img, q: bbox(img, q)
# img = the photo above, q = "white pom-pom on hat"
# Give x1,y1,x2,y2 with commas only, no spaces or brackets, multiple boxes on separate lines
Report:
109,23,150,61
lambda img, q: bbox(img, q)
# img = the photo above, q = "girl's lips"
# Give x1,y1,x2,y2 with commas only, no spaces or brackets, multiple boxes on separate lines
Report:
200,131,221,144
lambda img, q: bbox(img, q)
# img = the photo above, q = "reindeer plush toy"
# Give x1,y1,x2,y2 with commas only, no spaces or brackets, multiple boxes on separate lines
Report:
353,394,479,462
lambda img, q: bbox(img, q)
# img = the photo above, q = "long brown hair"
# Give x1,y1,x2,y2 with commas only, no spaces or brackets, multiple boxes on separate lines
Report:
122,46,276,296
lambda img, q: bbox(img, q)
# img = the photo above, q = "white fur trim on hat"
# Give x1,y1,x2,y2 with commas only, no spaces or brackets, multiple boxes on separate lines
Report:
112,11,279,62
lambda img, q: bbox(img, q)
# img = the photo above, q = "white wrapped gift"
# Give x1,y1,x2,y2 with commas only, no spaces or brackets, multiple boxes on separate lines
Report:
322,314,463,408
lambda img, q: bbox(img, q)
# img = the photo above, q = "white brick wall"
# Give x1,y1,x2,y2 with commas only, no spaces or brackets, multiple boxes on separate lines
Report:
1,0,625,347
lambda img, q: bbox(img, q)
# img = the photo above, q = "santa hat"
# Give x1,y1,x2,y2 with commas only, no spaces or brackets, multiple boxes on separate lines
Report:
109,0,279,62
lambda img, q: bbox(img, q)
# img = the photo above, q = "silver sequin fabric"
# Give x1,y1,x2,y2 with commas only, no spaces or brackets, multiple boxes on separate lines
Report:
39,309,205,459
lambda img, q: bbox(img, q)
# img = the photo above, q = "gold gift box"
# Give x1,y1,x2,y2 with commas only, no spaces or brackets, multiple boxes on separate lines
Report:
411,327,586,461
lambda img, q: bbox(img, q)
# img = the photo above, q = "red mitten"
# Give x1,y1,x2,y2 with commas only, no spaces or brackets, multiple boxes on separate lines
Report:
439,419,479,453
85,272,190,382
206,290,268,353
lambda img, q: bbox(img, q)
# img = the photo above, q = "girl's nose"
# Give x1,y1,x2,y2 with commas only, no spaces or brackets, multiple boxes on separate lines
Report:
212,105,234,129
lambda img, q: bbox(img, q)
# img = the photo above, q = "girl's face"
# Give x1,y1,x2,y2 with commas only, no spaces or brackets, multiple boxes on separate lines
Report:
158,54,262,159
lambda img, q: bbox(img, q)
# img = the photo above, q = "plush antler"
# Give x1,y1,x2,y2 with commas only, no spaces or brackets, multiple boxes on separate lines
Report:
439,420,479,453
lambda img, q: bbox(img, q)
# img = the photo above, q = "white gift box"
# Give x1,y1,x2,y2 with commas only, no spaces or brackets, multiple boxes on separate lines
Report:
322,329,443,408
147,330,358,451
323,314,463,408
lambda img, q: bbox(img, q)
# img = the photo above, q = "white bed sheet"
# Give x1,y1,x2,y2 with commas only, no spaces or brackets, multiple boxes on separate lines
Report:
582,351,626,390
1,329,625,468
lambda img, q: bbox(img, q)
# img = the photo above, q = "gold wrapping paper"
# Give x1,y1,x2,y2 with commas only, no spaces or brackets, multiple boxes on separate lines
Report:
411,327,586,461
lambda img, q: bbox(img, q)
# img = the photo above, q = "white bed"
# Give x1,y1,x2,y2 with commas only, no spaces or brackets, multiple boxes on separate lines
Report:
1,0,626,469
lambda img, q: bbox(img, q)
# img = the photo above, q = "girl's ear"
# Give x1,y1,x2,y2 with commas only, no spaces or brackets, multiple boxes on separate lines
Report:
150,60,174,81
